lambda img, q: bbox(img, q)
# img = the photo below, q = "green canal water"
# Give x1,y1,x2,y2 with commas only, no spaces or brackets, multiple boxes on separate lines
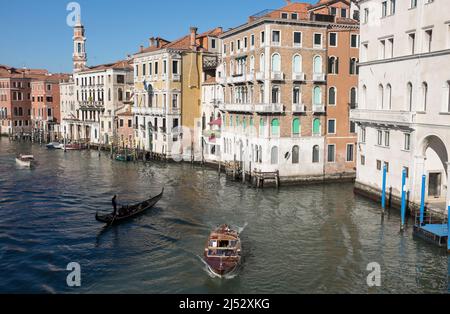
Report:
0,137,448,293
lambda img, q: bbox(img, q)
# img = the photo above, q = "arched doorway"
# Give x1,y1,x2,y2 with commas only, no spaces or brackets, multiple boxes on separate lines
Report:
421,135,448,201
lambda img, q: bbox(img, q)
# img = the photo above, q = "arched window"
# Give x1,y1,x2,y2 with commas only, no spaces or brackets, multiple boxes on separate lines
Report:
313,118,321,135
271,118,280,136
292,118,301,136
250,56,255,73
259,145,263,163
271,53,281,72
386,84,392,109
312,145,320,163
350,87,357,108
243,117,247,130
407,82,413,111
108,89,111,101
350,58,358,75
313,86,322,105
259,118,265,137
313,56,322,74
272,86,280,103
378,84,384,109
293,55,302,73
271,146,279,165
292,146,300,164
260,53,265,72
293,86,301,104
422,82,428,111
328,56,339,74
328,87,336,105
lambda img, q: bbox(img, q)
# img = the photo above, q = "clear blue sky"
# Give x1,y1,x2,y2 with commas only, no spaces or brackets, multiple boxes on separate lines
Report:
0,0,316,73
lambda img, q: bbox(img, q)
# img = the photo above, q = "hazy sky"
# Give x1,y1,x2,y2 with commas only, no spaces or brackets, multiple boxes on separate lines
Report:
0,0,317,73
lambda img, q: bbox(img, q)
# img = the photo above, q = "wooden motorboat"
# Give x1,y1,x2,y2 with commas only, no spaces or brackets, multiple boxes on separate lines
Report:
95,188,164,225
204,225,242,277
63,143,83,151
115,154,133,162
15,154,35,167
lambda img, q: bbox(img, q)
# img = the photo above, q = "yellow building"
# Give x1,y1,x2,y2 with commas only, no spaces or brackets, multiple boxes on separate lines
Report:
132,27,222,160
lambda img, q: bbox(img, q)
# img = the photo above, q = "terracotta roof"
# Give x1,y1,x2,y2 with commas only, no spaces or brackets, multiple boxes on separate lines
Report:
81,59,133,73
309,0,350,10
0,65,50,79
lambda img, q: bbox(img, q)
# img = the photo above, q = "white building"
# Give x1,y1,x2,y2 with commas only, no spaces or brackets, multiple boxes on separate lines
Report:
61,17,133,145
351,0,450,210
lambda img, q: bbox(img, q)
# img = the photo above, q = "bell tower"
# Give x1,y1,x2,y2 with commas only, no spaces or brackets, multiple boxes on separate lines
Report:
73,15,87,72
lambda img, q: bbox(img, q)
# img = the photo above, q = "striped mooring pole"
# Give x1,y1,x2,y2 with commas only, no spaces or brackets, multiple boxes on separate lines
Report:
419,175,426,226
381,164,387,213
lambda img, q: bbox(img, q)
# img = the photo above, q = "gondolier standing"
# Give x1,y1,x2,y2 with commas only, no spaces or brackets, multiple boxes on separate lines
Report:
112,195,118,216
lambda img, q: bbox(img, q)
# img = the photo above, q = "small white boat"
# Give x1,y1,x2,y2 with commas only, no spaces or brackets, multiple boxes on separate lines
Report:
46,142,63,150
16,155,35,167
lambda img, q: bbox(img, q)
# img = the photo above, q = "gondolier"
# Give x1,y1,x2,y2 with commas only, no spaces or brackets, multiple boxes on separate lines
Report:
112,195,118,216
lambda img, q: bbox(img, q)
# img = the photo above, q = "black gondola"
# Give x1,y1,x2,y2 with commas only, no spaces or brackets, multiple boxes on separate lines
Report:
95,188,164,225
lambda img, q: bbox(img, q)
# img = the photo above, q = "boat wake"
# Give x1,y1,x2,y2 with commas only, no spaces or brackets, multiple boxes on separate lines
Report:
236,222,248,234
196,255,239,280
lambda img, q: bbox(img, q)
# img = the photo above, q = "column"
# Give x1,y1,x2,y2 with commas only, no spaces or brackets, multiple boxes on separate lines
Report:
412,155,426,204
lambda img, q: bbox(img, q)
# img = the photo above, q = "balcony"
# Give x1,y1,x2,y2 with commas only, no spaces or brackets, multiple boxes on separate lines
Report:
350,109,416,127
256,72,264,81
312,73,326,82
219,103,254,113
78,101,104,109
292,72,306,82
271,71,285,81
132,106,166,116
254,103,284,114
172,74,181,82
313,105,326,113
292,104,306,113
231,74,246,84
217,76,227,85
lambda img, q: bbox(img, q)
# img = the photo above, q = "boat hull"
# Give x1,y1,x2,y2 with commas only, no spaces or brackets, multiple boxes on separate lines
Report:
204,256,240,277
15,159,32,167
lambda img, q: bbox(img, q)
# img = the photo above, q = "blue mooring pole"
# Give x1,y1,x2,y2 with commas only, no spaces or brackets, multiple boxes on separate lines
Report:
381,165,387,212
401,169,407,231
420,175,426,226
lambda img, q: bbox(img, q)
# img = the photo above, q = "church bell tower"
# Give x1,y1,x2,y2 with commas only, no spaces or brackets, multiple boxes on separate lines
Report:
73,15,87,72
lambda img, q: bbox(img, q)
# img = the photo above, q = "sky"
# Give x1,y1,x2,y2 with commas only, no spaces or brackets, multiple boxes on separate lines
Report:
0,0,317,73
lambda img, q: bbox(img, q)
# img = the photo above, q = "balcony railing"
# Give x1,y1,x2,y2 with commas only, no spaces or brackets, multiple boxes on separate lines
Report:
292,104,306,113
256,71,264,81
292,72,306,82
254,103,284,113
271,71,285,81
132,106,166,116
78,101,104,108
313,105,326,113
172,74,181,81
219,103,254,113
350,109,416,126
313,73,326,82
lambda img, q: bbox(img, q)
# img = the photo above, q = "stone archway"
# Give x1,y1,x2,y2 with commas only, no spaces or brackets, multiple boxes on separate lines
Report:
420,135,449,202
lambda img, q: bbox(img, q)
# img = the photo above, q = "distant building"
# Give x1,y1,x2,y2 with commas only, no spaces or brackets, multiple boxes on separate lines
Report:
61,17,134,145
132,26,222,159
0,65,50,136
351,0,450,210
216,0,359,181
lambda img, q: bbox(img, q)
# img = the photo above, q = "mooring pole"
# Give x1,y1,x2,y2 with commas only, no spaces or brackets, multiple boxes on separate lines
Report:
447,203,450,253
381,164,387,212
401,168,407,231
420,175,426,226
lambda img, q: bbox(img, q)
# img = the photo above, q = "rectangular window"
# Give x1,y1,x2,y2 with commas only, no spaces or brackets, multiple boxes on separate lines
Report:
361,155,366,166
128,119,132,128
390,0,396,14
382,1,388,17
291,13,298,20
347,144,354,162
293,32,302,47
404,166,409,178
237,40,241,50
327,145,336,163
327,119,336,134
163,60,167,74
384,162,390,173
272,31,280,45
377,160,382,171
314,33,322,47
351,34,359,48
363,8,369,24
384,131,390,147
424,29,433,52
377,130,383,145
149,63,153,75
117,75,125,84
251,34,255,47
155,62,159,75
119,119,124,127
410,0,417,9
244,37,248,49
404,133,411,151
211,39,216,49
281,12,288,19
329,33,337,47
330,7,337,16
350,121,356,134
142,63,146,76
341,8,347,18
380,40,386,59
261,31,265,44
408,33,416,55
172,60,179,75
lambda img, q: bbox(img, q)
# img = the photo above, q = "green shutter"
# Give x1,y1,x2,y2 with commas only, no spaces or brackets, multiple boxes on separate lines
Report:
313,118,321,135
293,118,300,135
271,118,280,135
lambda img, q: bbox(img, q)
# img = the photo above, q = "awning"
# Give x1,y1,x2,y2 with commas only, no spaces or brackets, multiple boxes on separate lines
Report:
209,118,222,126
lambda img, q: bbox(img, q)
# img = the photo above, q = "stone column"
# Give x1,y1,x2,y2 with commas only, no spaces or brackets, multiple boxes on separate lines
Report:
412,155,426,203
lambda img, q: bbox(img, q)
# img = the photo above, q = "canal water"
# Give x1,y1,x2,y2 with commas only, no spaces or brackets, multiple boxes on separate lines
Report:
0,137,448,294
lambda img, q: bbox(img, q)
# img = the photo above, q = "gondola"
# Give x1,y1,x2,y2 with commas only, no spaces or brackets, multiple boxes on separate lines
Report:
95,188,164,225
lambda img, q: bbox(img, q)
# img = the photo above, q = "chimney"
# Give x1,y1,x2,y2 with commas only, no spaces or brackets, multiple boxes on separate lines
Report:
140,45,144,53
190,26,198,51
156,38,162,48
149,37,156,47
